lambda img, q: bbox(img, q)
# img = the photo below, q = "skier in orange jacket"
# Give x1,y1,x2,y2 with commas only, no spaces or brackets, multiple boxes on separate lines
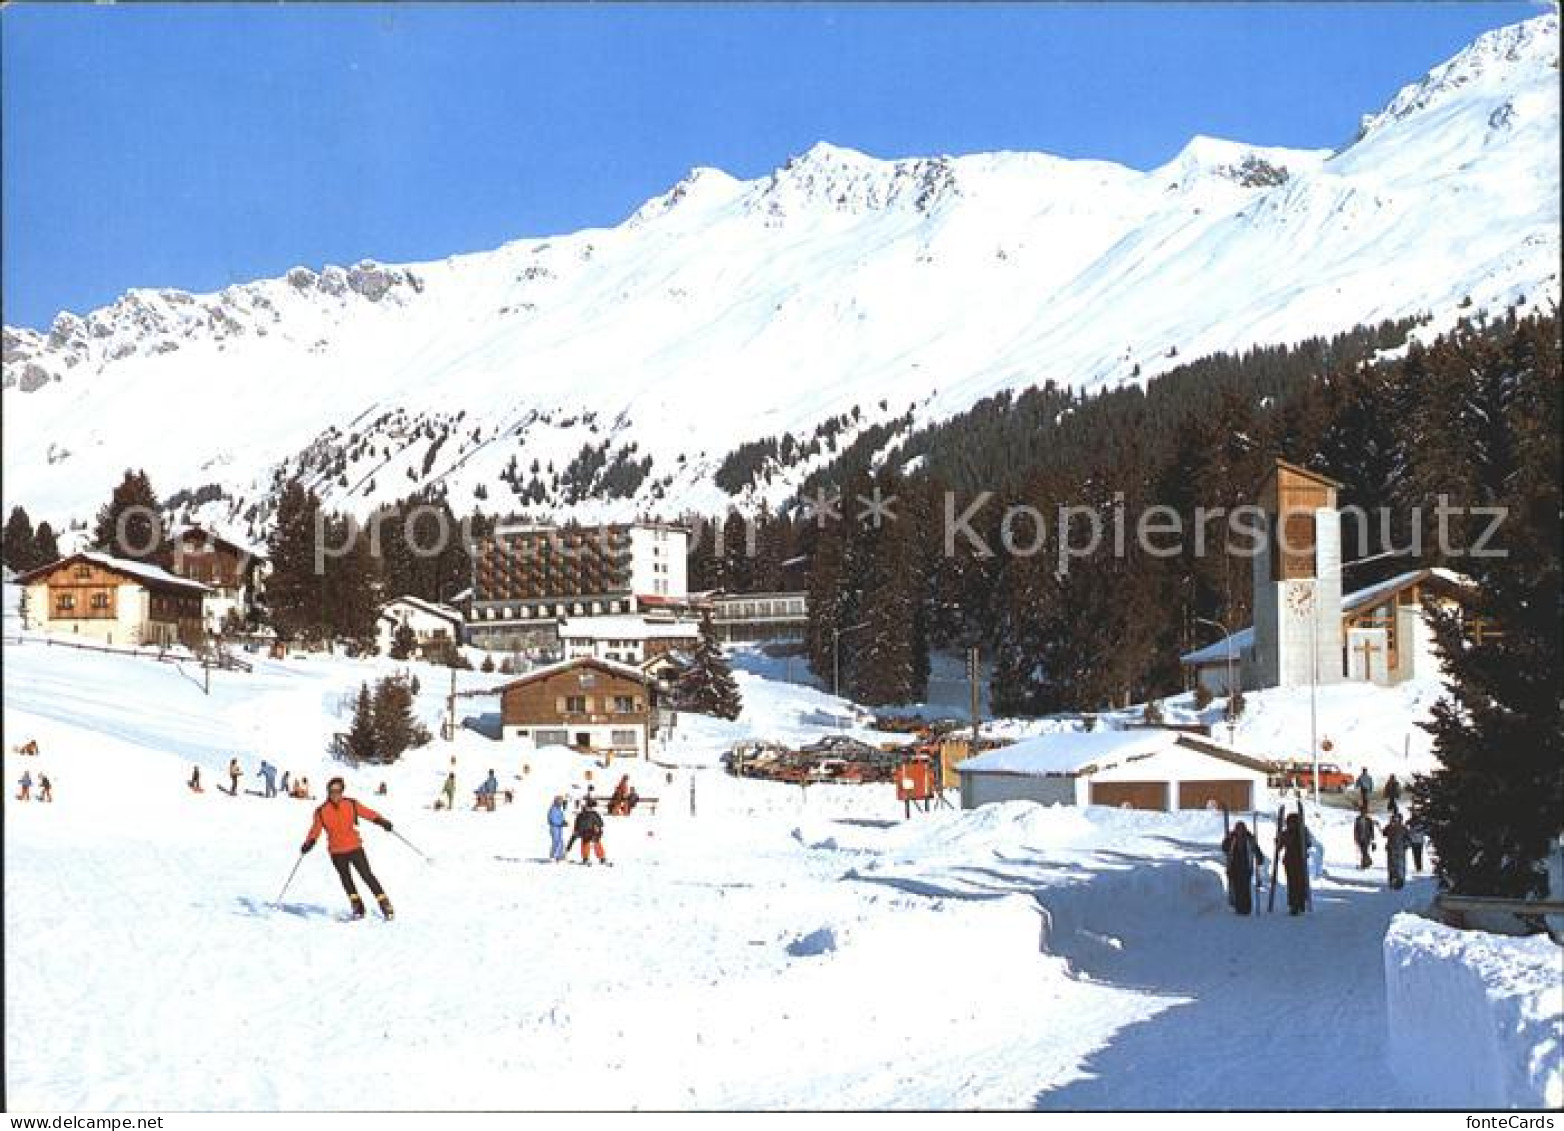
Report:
302,777,395,919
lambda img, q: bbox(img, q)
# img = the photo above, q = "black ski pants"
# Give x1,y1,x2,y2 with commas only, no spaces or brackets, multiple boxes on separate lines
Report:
330,848,386,904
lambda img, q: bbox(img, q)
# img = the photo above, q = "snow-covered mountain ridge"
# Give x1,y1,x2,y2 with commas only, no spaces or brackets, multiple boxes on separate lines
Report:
3,14,1558,539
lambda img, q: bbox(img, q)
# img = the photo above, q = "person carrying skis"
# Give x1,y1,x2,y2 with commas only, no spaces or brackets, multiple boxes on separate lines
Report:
1383,810,1411,890
1355,767,1374,811
17,771,33,801
1383,773,1402,809
258,760,278,799
1353,807,1379,869
573,798,607,866
439,771,457,811
301,777,396,920
1221,820,1266,915
1279,812,1309,915
228,757,242,797
547,795,569,863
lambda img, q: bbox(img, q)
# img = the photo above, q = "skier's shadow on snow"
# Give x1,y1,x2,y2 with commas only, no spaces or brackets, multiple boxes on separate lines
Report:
234,895,337,920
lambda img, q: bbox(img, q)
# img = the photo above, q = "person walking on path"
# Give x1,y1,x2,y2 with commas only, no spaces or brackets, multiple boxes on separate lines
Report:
440,771,457,811
258,760,278,798
1383,811,1411,890
1355,767,1374,811
547,796,569,863
1221,820,1266,916
301,777,396,920
228,757,242,797
1383,774,1402,810
573,799,607,866
1353,808,1379,869
1279,812,1309,916
1408,816,1428,873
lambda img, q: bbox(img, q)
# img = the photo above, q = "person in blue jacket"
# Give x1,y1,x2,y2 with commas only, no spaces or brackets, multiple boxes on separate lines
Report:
258,760,278,798
547,795,569,862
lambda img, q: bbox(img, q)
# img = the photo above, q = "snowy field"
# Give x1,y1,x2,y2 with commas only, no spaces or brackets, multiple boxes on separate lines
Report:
0,620,1542,1110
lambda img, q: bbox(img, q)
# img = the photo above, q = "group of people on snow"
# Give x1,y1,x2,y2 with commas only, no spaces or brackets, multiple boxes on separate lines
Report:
1353,803,1425,890
189,757,316,799
13,738,54,804
15,769,53,803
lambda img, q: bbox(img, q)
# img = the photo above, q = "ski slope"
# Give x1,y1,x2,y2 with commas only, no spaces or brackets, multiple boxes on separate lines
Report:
3,624,1504,1111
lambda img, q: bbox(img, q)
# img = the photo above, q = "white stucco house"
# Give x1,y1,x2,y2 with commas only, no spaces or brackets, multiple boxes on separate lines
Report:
557,614,699,666
377,595,465,656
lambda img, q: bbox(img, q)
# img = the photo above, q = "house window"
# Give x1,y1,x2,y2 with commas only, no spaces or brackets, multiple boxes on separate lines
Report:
611,729,638,747
613,695,636,714
565,695,587,713
56,593,76,612
534,729,569,746
74,563,92,580
90,593,110,610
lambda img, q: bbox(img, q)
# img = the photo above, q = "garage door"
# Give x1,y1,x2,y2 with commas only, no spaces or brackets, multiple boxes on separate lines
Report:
1088,781,1168,811
1178,779,1253,811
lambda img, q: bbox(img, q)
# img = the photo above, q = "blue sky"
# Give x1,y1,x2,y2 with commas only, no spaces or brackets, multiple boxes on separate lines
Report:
1,2,1542,330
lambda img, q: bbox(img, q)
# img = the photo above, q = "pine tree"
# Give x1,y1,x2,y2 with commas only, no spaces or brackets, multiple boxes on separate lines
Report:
32,521,59,567
389,621,417,660
370,674,431,762
346,683,378,762
675,616,743,720
93,470,163,561
1411,314,1562,898
267,480,325,643
2,507,37,572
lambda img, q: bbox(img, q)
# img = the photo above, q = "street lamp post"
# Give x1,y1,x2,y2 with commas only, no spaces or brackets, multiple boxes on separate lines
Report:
1194,616,1238,747
832,620,870,701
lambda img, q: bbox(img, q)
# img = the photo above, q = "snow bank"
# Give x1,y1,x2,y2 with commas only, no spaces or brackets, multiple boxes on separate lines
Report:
1384,913,1563,1108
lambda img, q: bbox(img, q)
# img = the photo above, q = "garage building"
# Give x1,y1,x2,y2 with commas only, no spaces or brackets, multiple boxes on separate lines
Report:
956,728,1274,813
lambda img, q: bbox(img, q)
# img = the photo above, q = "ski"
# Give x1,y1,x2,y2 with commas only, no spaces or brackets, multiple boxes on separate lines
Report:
1221,804,1233,909
1266,804,1285,913
1297,798,1312,913
1251,810,1262,917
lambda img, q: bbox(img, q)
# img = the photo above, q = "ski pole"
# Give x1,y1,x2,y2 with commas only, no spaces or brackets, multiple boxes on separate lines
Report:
390,828,434,864
275,855,305,905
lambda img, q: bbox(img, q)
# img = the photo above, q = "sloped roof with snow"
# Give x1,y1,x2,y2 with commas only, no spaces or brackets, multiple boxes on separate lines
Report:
380,595,464,624
16,551,213,595
491,655,651,693
957,729,1273,778
1181,626,1255,666
956,729,1184,777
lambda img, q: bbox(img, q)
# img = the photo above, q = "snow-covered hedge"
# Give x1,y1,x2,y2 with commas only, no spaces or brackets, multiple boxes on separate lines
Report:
1384,912,1562,1108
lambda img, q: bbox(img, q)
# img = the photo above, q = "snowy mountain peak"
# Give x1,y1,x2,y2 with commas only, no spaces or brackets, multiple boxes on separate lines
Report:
749,142,961,218
1356,11,1558,139
1155,135,1325,190
628,165,743,225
